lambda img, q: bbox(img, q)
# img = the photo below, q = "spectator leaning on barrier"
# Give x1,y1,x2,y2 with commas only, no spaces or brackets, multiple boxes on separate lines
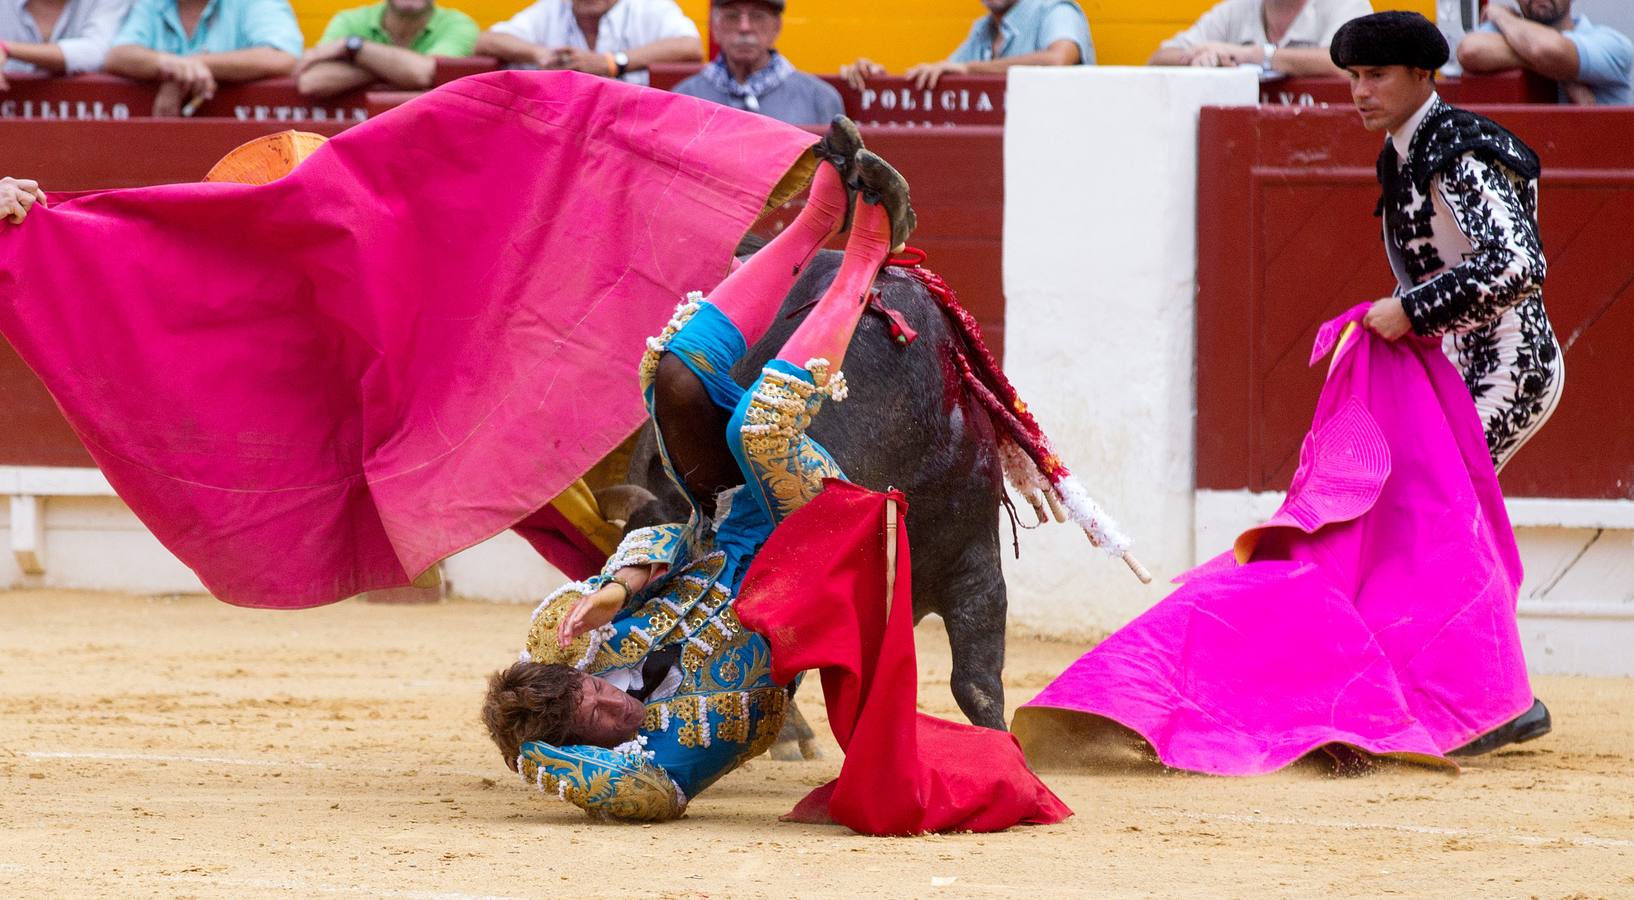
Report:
104,0,303,115
1457,0,1631,105
672,0,840,125
0,0,134,88
840,0,1093,91
475,0,701,87
1148,0,1374,77
296,0,478,98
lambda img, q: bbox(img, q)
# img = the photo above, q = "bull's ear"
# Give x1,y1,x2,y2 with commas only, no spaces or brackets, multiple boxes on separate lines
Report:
594,484,659,529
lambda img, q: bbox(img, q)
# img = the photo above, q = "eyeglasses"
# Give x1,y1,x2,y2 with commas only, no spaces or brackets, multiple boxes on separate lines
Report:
713,6,777,25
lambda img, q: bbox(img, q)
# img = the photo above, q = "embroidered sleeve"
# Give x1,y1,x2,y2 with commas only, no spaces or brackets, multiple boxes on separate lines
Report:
595,526,686,586
1400,154,1546,336
516,741,686,822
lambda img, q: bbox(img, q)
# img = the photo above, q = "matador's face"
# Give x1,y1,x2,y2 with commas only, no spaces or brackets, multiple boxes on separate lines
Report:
570,673,645,747
1344,64,1434,133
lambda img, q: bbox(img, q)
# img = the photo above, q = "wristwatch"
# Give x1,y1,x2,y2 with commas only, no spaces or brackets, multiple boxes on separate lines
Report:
1261,42,1276,71
613,51,630,78
344,35,365,63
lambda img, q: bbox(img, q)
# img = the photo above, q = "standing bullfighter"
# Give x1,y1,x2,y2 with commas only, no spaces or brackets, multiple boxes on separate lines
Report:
1335,10,1563,752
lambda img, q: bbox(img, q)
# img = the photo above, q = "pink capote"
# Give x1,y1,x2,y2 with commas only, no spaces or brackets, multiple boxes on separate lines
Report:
0,72,816,608
1014,305,1533,775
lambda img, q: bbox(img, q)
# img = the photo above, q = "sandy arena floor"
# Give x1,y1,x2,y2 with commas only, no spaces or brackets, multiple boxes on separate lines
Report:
2,589,1632,899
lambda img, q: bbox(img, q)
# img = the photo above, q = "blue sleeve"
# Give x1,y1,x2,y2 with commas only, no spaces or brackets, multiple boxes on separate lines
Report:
947,19,988,63
238,0,305,55
670,73,708,99
817,79,844,122
1567,26,1634,89
1038,1,1093,64
112,0,160,48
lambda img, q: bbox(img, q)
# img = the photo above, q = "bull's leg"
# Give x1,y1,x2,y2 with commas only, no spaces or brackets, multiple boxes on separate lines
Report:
768,698,820,761
940,540,1010,731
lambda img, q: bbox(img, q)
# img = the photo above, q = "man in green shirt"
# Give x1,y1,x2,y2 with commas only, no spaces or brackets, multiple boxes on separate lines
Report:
296,0,477,97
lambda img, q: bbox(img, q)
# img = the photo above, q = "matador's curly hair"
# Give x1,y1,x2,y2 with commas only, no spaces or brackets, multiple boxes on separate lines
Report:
481,661,584,771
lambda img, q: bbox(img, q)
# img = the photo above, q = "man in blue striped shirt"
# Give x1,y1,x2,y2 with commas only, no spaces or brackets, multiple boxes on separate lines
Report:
840,0,1093,90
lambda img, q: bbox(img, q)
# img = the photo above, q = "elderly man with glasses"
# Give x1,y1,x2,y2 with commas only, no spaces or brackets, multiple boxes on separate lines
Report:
673,0,840,125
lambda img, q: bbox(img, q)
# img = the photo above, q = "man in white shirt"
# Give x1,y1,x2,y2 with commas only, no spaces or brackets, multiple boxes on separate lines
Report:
474,0,701,86
1149,0,1374,77
0,0,133,87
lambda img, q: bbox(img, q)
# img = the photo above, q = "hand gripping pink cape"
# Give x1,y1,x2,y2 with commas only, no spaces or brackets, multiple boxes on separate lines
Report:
0,72,816,608
1013,305,1533,773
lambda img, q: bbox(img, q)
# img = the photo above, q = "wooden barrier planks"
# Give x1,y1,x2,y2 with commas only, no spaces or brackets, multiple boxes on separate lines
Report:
1196,104,1634,501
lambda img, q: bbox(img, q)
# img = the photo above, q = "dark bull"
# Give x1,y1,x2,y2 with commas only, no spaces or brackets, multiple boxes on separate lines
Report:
622,249,1014,742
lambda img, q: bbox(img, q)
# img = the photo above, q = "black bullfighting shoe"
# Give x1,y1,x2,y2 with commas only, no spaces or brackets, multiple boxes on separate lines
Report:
811,115,864,233
853,150,916,255
1448,698,1553,757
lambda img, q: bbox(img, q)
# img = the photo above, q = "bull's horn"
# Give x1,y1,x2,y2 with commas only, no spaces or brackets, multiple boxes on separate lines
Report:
593,484,659,529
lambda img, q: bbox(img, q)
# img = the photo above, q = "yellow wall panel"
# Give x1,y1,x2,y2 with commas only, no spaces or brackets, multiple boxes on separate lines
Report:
290,0,1437,73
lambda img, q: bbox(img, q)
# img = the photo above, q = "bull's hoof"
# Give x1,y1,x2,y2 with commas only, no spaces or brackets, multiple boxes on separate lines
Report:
854,150,916,253
768,736,822,761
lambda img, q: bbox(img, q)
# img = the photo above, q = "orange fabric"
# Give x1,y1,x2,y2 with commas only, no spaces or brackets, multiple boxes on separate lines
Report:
203,131,328,185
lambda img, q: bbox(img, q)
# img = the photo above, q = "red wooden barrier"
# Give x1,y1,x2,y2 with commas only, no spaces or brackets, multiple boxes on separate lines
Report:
1196,105,1634,501
0,59,498,122
1258,69,1555,107
2,67,1553,126
0,120,1003,468
648,64,1006,127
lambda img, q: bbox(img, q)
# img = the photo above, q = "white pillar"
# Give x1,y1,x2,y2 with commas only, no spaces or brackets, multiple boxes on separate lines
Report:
1001,67,1258,635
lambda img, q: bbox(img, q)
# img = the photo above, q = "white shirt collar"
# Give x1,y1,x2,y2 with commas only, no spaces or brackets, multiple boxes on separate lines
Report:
1390,92,1439,160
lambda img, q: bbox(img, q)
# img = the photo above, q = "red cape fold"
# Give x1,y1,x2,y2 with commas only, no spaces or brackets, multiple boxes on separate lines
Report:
0,72,815,607
737,480,1072,835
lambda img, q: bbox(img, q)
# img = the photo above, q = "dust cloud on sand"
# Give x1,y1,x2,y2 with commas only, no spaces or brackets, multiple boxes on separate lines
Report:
2,590,1631,897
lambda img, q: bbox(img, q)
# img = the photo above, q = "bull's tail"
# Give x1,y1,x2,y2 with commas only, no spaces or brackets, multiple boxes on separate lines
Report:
895,263,1144,577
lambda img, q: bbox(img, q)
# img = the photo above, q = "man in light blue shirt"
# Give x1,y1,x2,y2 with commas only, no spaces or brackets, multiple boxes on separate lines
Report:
841,0,1092,90
104,0,304,114
1458,0,1632,105
0,0,134,84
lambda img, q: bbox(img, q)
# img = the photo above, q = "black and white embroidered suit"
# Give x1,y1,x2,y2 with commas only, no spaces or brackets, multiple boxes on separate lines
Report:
1378,95,1564,470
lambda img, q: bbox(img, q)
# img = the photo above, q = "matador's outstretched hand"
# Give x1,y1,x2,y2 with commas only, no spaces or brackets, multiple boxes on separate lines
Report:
1,177,46,224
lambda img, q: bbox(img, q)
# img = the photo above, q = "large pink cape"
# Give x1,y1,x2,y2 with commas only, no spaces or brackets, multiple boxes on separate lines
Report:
1014,305,1532,774
0,72,815,608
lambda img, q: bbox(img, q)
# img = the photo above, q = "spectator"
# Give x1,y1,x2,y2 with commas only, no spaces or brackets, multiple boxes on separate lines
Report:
103,0,303,116
841,0,1093,92
474,0,701,87
1457,0,1631,105
296,0,478,97
0,0,133,88
1148,0,1373,77
672,0,840,125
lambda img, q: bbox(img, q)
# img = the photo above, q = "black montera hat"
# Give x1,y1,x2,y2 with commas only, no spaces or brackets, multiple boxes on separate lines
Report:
1329,11,1450,71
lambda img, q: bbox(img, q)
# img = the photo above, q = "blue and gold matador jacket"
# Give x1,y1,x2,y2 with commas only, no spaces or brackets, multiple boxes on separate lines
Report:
513,296,847,822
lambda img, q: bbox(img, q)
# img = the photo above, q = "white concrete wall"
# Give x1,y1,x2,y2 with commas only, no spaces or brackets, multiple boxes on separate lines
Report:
1197,490,1634,677
1000,66,1259,635
3,469,567,604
